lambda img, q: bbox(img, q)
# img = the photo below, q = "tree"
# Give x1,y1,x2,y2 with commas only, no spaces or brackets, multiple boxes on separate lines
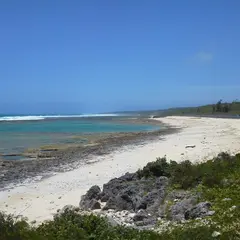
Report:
216,99,222,112
212,105,216,113
223,103,229,113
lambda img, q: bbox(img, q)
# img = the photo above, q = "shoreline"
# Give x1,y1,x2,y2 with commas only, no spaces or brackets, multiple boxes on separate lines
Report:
0,116,240,223
0,118,177,189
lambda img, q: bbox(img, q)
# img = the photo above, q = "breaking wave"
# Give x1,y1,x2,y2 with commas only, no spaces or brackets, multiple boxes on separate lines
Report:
0,114,120,122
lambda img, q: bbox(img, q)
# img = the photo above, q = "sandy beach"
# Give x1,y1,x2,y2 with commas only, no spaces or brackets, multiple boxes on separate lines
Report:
0,116,240,223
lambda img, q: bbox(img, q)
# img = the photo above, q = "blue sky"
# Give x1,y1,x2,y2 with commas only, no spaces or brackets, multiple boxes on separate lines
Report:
0,0,239,114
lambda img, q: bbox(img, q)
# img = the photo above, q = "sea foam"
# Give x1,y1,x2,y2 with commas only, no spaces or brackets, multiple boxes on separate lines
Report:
0,114,120,121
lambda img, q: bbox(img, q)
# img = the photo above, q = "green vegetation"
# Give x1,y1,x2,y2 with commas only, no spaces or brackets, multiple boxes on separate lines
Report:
116,100,240,117
1,153,239,239
152,100,240,117
137,152,240,189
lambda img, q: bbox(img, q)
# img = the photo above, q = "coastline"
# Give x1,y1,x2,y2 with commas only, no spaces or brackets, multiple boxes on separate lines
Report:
0,116,240,224
0,118,177,189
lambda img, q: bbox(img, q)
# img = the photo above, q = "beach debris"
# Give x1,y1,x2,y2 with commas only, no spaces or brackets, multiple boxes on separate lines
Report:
222,198,232,201
212,231,221,238
229,205,237,211
185,145,196,148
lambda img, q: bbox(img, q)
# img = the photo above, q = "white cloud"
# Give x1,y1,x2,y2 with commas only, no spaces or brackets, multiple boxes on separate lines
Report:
194,51,213,63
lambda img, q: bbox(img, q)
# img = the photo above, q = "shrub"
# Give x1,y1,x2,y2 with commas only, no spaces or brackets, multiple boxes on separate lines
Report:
0,211,161,240
137,157,176,178
1,152,239,240
137,152,240,189
1,211,239,240
0,212,40,240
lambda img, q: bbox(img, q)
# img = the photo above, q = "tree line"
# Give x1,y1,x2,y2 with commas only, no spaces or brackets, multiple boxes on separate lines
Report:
212,100,237,113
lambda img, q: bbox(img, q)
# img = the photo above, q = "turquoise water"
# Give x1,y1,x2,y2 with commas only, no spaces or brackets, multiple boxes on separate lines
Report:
0,117,158,156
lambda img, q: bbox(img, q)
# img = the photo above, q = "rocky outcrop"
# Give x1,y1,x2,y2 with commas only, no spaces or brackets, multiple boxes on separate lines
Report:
185,202,215,219
100,173,138,202
169,196,198,221
79,173,214,228
80,185,101,210
101,175,169,214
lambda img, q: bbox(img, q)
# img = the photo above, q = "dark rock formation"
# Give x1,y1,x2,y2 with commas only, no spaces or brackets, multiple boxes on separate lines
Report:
132,210,157,227
103,185,142,211
133,210,149,222
170,197,197,221
185,202,214,219
88,199,101,210
80,185,101,210
100,172,138,202
80,172,213,227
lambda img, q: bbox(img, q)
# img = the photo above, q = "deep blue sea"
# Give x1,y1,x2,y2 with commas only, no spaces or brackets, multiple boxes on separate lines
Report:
0,114,158,156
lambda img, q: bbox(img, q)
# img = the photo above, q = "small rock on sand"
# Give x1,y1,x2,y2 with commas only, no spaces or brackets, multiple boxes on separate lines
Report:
185,145,196,149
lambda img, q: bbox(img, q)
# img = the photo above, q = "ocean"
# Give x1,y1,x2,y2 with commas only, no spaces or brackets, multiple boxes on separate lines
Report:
0,114,158,157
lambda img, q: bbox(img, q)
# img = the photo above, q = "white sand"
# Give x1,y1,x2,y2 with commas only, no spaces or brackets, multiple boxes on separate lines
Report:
0,116,240,223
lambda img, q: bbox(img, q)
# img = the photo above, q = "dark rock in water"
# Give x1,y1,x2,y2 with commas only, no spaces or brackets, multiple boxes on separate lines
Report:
170,196,197,221
80,185,101,210
185,202,214,219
